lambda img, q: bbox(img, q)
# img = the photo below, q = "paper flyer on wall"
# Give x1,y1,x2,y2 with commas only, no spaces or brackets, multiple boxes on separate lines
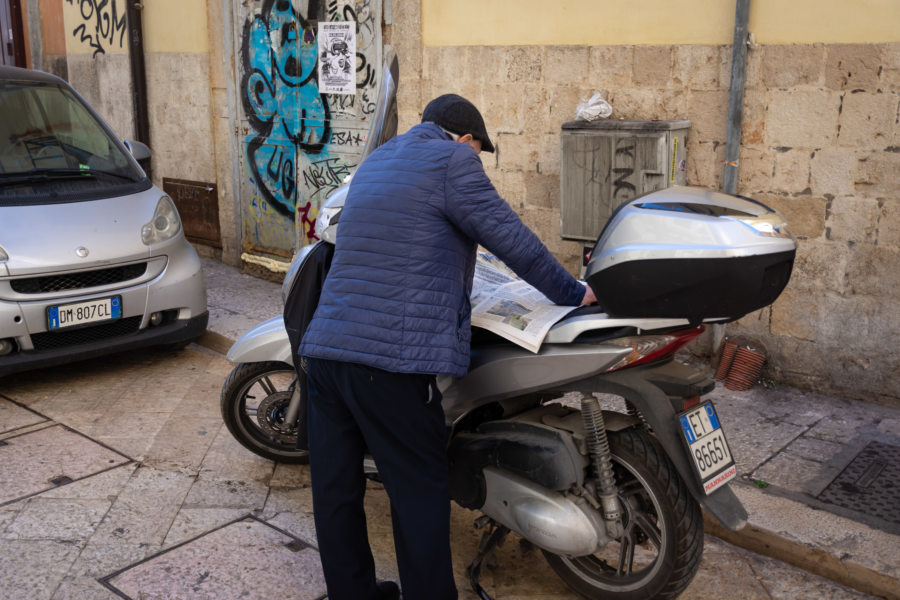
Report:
471,252,581,353
318,21,356,94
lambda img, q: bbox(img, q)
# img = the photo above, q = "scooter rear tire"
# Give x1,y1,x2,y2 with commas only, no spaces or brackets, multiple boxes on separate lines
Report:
220,361,309,464
542,428,703,600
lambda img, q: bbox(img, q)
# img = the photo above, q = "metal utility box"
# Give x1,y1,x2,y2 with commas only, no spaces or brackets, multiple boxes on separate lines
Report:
163,178,222,248
560,119,690,242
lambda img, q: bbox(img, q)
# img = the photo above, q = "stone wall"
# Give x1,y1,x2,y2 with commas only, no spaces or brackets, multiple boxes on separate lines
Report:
65,53,134,140
730,44,900,404
144,53,217,187
391,9,899,403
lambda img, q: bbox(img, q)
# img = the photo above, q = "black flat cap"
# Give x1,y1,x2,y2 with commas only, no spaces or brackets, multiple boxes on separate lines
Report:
422,94,495,153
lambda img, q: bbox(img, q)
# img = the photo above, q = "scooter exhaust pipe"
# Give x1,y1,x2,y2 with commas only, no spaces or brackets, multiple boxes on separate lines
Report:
479,466,608,557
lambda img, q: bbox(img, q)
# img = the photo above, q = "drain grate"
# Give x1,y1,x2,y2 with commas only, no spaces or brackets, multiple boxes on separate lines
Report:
818,441,900,527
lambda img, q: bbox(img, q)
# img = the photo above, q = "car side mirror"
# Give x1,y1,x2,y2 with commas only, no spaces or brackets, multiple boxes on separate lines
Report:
124,139,152,179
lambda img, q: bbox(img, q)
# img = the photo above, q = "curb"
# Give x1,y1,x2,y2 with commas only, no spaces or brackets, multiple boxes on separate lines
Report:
704,514,896,600
196,330,235,357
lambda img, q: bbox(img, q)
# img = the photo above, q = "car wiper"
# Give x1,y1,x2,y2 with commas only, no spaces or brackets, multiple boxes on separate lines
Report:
0,168,137,185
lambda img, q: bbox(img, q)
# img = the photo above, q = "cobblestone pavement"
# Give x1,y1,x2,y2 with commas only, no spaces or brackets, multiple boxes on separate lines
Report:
0,345,880,600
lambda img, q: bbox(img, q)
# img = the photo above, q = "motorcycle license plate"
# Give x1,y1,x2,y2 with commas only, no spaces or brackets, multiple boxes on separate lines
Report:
677,401,737,495
48,296,122,331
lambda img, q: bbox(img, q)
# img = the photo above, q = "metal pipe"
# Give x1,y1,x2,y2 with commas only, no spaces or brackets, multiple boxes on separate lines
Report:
715,0,751,353
723,0,751,195
126,0,150,146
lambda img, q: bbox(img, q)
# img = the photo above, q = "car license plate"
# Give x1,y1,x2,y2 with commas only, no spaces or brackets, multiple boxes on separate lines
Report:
48,296,122,331
677,401,737,495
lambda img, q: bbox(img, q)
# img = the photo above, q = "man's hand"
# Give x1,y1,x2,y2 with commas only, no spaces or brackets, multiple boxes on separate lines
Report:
580,284,597,306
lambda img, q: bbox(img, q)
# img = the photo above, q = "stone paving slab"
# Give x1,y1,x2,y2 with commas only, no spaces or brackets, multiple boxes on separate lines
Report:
202,257,283,345
0,539,84,600
0,424,131,506
101,516,327,600
0,394,48,434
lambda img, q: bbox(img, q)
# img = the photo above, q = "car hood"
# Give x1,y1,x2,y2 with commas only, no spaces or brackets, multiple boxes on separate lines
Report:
0,187,163,277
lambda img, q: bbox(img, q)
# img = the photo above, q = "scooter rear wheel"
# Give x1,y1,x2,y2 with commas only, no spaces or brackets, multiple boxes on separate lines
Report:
542,428,703,600
220,361,309,464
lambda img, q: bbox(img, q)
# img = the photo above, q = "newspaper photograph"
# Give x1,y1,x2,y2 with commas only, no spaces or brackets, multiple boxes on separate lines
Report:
471,252,581,353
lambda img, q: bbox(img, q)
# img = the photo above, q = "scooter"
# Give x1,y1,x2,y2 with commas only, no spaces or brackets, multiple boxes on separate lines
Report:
220,50,797,600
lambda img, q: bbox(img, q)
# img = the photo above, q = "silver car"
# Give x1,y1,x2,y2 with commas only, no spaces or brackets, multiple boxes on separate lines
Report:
0,66,207,376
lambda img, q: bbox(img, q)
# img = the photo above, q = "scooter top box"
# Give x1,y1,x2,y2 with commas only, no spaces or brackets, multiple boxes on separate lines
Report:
584,187,796,323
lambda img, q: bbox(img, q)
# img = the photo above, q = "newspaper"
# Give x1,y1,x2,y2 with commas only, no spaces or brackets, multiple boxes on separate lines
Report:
471,252,581,353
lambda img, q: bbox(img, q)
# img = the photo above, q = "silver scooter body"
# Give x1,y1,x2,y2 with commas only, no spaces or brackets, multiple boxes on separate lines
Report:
229,263,748,553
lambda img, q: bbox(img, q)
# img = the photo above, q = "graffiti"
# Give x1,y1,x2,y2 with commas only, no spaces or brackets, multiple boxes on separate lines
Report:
302,157,354,196
336,2,378,90
355,3,377,40
240,0,381,249
356,53,376,89
331,130,365,146
66,0,127,58
241,0,330,227
612,138,636,201
326,89,376,116
327,93,356,111
360,90,376,115
264,141,296,203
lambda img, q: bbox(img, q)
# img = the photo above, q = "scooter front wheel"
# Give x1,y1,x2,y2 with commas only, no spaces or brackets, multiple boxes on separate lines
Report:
220,361,309,464
542,428,703,600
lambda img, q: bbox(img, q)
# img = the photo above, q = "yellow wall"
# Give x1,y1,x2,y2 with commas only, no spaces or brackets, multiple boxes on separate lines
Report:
63,0,208,55
63,0,129,55
143,0,209,54
423,0,900,46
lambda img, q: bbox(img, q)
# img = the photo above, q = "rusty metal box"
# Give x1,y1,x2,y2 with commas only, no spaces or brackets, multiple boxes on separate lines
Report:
163,178,221,248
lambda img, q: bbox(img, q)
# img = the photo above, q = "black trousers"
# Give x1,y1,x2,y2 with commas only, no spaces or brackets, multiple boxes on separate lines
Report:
305,357,458,600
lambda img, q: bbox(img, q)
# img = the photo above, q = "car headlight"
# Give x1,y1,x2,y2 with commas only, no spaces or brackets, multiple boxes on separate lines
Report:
142,195,182,245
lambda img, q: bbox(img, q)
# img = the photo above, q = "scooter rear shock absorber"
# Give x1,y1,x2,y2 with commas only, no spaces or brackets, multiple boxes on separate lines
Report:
581,396,622,523
626,400,651,431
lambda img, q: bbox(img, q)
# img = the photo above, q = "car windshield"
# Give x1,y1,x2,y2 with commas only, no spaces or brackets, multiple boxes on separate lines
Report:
0,80,145,203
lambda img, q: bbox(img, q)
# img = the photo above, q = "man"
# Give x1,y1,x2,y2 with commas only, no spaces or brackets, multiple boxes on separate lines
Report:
299,94,596,600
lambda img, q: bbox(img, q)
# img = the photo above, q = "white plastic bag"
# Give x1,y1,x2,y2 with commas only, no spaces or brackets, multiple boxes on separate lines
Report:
575,91,613,121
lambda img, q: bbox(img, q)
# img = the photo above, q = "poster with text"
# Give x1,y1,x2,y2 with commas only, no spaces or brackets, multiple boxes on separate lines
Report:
318,21,356,95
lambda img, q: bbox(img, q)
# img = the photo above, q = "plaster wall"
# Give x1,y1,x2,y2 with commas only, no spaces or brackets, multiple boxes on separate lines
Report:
66,52,133,139
422,0,900,46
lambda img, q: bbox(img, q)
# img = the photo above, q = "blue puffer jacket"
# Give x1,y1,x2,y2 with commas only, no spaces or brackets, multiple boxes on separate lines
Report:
298,123,585,377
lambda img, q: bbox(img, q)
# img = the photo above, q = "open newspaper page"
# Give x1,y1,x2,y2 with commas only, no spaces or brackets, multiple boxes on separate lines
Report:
470,251,581,353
